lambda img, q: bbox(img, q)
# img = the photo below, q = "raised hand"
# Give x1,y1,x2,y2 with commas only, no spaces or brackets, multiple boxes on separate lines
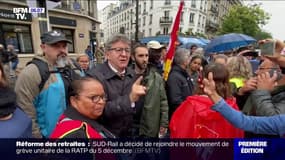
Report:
129,76,147,103
202,72,222,104
256,71,278,91
238,77,257,95
202,72,216,96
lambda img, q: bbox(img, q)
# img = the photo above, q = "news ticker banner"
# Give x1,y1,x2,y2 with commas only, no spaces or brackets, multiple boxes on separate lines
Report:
0,139,284,160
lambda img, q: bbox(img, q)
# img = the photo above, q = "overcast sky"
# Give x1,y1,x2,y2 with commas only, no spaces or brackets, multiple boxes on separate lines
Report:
97,1,118,10
256,1,285,40
98,1,285,40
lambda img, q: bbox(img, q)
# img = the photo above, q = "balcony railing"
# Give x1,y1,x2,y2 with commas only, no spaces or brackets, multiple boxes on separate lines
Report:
160,17,173,24
164,1,171,5
206,20,219,30
210,6,218,13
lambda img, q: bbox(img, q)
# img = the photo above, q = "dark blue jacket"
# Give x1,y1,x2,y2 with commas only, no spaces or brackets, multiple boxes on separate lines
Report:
0,107,32,138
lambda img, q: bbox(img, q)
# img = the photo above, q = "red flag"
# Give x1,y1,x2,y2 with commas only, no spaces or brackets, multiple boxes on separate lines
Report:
163,0,184,81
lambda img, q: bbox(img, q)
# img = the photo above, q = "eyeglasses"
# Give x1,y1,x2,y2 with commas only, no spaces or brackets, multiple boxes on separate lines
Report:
108,47,131,53
78,61,89,63
258,67,278,70
77,94,107,103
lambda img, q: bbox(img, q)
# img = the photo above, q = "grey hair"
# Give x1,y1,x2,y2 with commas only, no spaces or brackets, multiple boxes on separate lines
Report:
174,48,190,65
105,34,131,50
214,54,228,63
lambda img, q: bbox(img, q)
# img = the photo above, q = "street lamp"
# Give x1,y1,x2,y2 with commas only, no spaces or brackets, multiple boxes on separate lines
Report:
135,0,139,42
130,11,136,41
37,0,48,35
37,0,62,35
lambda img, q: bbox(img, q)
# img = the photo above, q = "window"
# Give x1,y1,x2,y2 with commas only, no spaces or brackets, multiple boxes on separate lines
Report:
180,12,184,22
149,28,152,36
1,24,33,53
150,0,153,9
52,28,74,53
164,10,170,17
189,13,195,23
149,14,152,24
143,16,146,26
163,27,169,34
165,0,171,5
143,2,146,13
200,1,203,10
191,1,196,8
197,15,201,26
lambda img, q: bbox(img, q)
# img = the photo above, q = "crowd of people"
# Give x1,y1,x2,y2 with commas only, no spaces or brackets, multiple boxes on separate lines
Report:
1,30,285,158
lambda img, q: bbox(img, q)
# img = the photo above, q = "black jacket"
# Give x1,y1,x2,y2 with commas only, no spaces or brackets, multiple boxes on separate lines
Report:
0,50,9,63
87,62,137,137
166,65,194,120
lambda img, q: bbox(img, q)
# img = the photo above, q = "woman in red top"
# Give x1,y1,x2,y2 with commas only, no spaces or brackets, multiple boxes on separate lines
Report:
170,63,244,138
50,77,114,138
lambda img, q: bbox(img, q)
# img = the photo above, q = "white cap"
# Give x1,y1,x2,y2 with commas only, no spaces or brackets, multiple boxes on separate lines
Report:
147,40,164,49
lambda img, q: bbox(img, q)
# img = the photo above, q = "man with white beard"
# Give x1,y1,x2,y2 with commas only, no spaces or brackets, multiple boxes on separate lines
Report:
15,30,80,138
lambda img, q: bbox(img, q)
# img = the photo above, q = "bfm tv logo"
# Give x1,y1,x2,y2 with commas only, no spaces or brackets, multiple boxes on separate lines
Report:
13,7,45,20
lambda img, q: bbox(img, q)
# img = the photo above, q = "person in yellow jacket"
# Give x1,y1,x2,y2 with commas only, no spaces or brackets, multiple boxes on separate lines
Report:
227,56,253,90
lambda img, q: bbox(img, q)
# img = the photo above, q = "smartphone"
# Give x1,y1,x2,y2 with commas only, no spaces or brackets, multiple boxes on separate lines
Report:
268,68,283,81
255,49,261,57
197,71,204,88
259,41,276,56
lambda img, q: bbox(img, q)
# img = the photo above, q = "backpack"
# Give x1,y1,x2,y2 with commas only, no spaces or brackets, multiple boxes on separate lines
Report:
26,58,80,91
27,58,50,91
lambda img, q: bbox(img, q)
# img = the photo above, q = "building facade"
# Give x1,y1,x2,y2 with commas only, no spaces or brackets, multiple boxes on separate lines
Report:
99,0,242,43
99,0,208,43
99,3,118,43
206,0,242,37
0,0,99,69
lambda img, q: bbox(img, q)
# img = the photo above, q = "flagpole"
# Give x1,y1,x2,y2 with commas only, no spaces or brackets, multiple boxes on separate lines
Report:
163,0,184,81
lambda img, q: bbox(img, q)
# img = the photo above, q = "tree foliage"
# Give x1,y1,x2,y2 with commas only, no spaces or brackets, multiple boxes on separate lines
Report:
218,4,271,39
254,30,272,41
